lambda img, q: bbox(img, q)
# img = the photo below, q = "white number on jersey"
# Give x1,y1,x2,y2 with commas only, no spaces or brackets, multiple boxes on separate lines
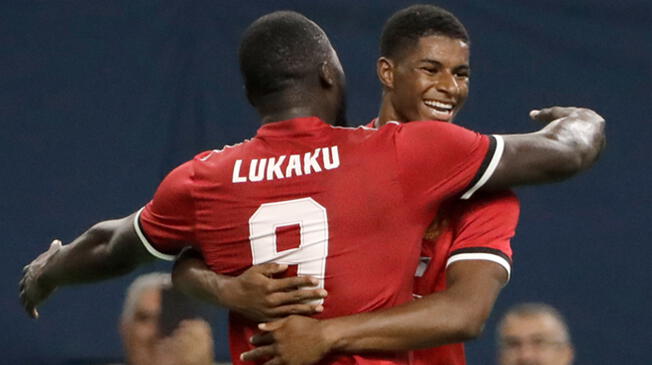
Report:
248,197,328,304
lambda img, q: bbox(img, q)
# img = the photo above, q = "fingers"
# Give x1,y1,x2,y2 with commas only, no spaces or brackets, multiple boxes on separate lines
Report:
250,332,275,346
19,287,38,319
241,345,276,362
50,239,62,250
254,263,289,276
263,357,285,365
267,286,327,303
530,106,582,123
259,318,286,332
269,275,320,291
19,268,38,319
268,302,324,317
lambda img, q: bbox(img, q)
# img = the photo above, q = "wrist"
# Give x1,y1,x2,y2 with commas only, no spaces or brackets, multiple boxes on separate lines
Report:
320,318,347,353
211,272,240,308
37,245,64,291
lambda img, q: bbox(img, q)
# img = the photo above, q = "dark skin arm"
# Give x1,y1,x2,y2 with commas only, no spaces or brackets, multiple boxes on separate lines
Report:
19,212,154,318
483,106,605,191
172,250,328,322
241,260,506,365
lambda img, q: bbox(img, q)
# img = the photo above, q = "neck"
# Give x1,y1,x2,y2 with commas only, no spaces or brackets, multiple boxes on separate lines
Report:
255,91,335,126
376,91,402,127
260,106,328,125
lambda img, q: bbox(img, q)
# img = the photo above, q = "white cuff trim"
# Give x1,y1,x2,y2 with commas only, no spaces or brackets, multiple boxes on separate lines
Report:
446,252,511,281
133,208,177,261
461,135,505,200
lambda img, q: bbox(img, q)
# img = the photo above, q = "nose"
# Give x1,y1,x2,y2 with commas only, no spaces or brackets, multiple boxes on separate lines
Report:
435,71,459,96
514,345,539,365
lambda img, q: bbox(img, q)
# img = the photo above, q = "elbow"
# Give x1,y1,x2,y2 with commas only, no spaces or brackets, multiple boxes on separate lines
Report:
437,306,489,343
451,315,487,342
171,262,189,292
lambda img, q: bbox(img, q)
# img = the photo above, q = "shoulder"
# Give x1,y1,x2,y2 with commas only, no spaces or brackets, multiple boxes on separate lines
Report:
456,190,520,215
449,190,520,235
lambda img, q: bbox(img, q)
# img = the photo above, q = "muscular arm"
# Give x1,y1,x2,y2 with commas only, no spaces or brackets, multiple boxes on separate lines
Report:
172,250,327,322
324,260,505,350
242,260,506,364
20,212,153,318
482,107,605,191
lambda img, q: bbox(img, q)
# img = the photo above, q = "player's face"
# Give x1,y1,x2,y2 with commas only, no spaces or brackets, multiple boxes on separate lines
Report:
498,314,574,365
389,35,470,123
120,288,162,365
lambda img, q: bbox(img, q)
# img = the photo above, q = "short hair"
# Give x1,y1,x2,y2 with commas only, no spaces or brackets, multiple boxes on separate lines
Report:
380,4,469,60
120,272,171,322
239,11,331,100
497,302,572,343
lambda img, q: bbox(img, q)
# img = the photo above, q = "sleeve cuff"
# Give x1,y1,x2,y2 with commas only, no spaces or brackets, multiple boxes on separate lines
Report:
461,135,505,200
446,247,512,282
133,208,177,261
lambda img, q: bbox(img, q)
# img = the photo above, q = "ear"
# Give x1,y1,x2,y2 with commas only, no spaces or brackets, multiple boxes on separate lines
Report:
319,61,335,87
377,57,395,89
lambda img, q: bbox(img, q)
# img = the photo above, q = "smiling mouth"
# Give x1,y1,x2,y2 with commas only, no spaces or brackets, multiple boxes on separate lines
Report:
423,99,455,120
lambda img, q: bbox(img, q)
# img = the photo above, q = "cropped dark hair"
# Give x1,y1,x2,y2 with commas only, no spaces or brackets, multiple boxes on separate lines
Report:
239,11,330,100
380,4,469,59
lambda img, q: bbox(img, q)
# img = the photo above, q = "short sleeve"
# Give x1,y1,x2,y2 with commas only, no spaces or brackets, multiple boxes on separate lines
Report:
135,160,196,261
446,190,520,279
394,121,503,205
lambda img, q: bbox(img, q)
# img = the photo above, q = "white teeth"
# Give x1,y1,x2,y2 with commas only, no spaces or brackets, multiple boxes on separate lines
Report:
424,100,453,110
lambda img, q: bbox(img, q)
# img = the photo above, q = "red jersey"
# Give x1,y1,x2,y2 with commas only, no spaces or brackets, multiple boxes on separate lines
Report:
366,119,519,365
411,191,520,365
134,117,503,365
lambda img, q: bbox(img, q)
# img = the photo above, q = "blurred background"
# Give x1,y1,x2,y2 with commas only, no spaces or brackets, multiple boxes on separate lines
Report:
2,0,650,364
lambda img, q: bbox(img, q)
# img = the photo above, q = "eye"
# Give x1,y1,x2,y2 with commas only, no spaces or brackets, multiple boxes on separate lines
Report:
455,69,470,78
419,67,437,75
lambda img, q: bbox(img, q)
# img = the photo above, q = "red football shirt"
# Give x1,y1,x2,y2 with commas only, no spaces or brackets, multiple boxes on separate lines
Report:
411,191,520,365
135,117,503,365
367,119,519,365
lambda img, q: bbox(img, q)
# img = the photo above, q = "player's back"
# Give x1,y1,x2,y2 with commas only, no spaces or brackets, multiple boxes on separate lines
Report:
138,116,496,365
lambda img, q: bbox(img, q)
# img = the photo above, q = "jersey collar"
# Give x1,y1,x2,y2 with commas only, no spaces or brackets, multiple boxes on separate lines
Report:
256,116,331,138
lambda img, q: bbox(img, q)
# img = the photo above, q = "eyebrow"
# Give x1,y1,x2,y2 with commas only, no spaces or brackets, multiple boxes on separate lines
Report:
418,59,470,70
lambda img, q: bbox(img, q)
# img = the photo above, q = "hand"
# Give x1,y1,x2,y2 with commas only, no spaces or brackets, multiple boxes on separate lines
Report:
19,239,62,318
241,315,332,365
530,106,603,124
224,263,327,322
155,319,215,365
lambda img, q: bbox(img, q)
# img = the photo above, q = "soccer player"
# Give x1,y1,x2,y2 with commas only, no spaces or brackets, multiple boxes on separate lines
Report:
20,10,604,365
174,5,593,365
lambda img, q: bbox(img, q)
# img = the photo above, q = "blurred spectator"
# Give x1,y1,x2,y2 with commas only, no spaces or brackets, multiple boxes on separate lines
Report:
115,272,222,365
496,302,574,365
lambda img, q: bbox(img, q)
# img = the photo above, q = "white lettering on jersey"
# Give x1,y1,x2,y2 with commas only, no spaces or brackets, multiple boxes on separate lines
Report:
286,154,303,178
323,146,340,170
232,160,247,183
266,156,286,181
303,148,322,174
231,145,341,183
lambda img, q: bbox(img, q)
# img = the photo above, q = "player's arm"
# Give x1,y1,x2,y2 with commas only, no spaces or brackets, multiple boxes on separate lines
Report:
20,161,197,319
172,249,327,322
241,260,506,365
481,106,605,191
19,213,153,318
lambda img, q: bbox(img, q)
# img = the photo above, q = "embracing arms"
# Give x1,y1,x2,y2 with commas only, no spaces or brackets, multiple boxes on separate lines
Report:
20,213,153,318
483,106,605,191
172,250,327,322
239,260,506,365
